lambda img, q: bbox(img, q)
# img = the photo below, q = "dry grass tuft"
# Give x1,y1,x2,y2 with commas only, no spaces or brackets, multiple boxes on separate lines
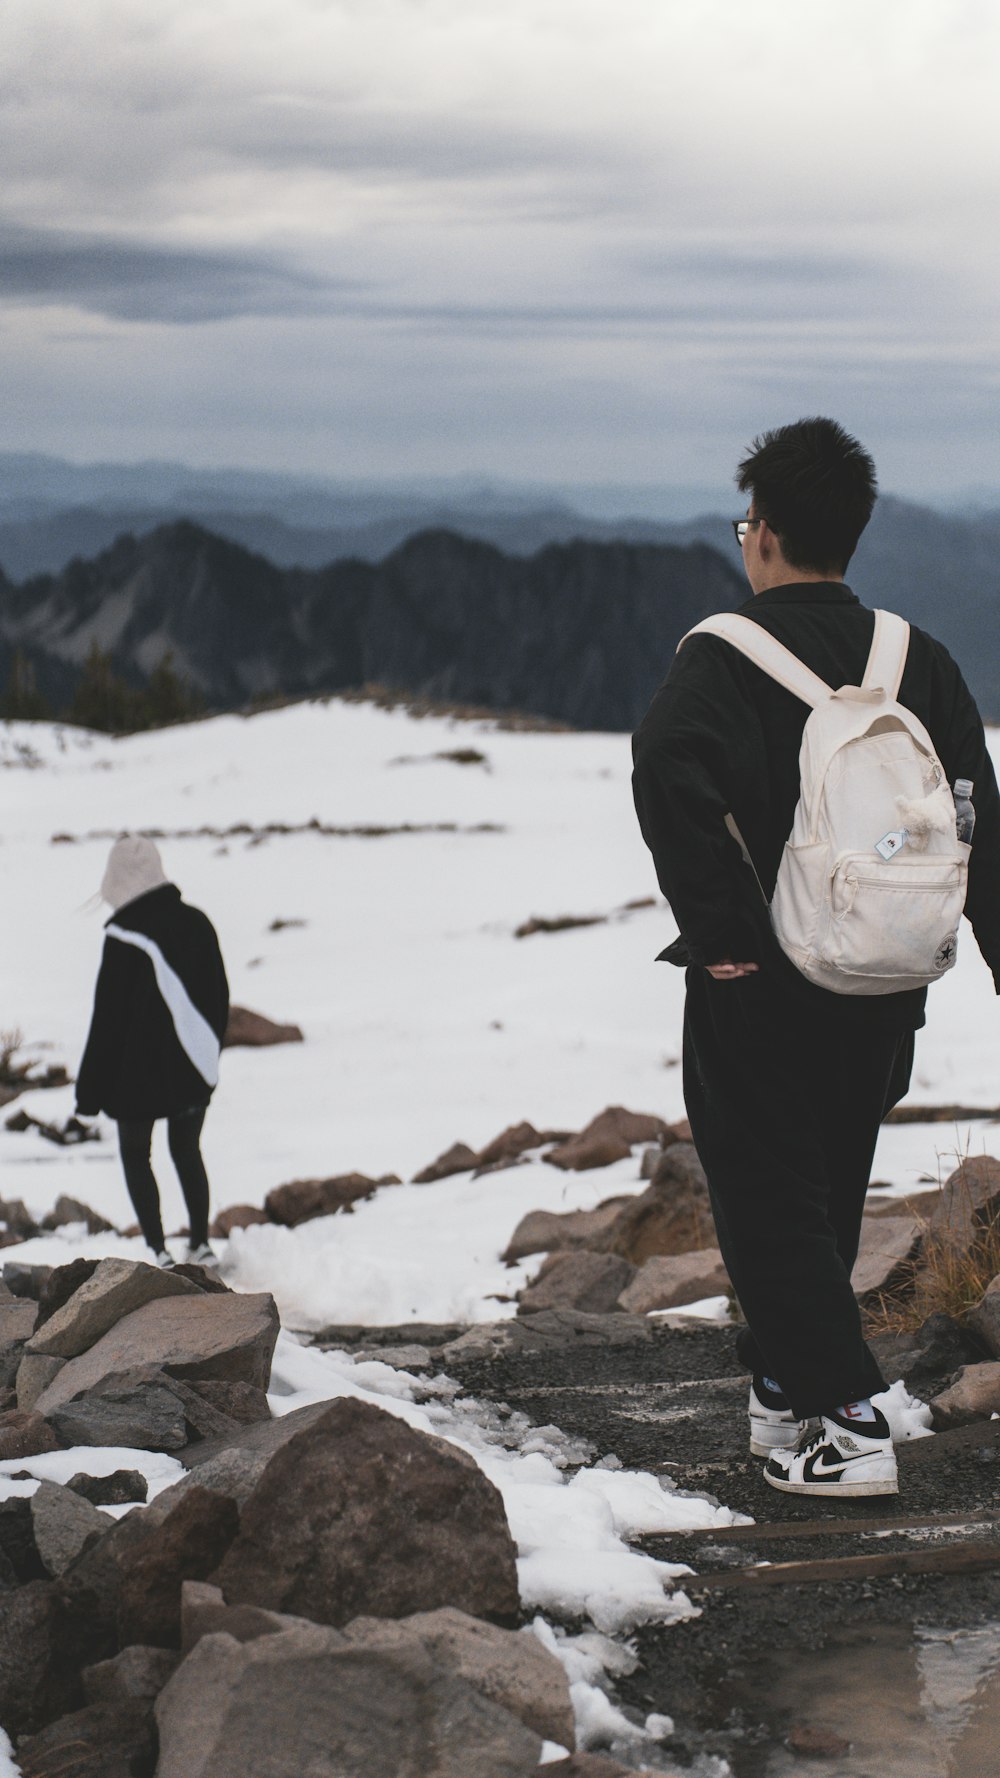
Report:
863,1191,1000,1337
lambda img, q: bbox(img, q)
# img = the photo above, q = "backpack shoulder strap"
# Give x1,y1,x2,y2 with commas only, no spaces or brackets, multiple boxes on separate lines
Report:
862,608,910,699
678,613,832,710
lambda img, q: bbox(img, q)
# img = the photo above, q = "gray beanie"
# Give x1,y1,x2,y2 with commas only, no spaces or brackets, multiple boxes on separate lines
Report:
100,836,169,911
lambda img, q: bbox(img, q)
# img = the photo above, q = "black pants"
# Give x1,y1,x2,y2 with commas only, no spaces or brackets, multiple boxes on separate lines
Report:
117,1105,210,1253
682,966,915,1419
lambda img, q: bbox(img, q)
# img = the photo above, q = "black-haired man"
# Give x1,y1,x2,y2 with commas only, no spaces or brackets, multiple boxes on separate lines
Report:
632,417,1000,1496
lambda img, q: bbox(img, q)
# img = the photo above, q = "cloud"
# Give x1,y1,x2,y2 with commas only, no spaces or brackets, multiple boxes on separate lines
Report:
0,224,353,324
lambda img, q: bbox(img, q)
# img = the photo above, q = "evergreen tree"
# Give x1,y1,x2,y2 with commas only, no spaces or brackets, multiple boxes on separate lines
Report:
68,643,142,733
144,651,204,727
1,649,50,721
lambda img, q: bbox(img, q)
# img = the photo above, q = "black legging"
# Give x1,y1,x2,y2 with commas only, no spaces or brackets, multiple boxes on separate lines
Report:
117,1105,210,1253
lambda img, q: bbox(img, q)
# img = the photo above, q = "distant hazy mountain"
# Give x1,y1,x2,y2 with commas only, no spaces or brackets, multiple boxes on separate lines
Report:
0,523,743,732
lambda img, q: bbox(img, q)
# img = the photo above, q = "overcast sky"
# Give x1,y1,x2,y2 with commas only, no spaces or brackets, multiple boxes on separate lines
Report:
2,0,999,502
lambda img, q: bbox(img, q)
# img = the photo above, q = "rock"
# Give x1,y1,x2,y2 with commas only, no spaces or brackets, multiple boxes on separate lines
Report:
930,1362,1000,1428
68,1469,148,1507
83,1642,180,1705
968,1276,1000,1357
476,1121,545,1166
412,1141,481,1184
617,1248,729,1313
33,1258,101,1332
116,1485,241,1648
46,1365,251,1452
868,1311,985,1397
40,1195,116,1236
3,1261,52,1299
546,1132,631,1172
925,1155,1000,1256
344,1606,575,1747
223,1005,304,1047
0,1580,107,1738
180,1578,325,1653
214,1396,519,1628
154,1629,542,1778
0,1407,62,1459
186,1377,272,1425
865,1188,941,1220
517,1251,636,1316
355,1343,432,1371
546,1105,669,1171
14,1699,156,1778
851,1214,922,1300
179,1398,337,1485
501,1200,631,1264
264,1173,381,1224
210,1203,271,1237
602,1144,716,1263
0,1295,38,1387
17,1353,66,1411
441,1309,654,1362
26,1256,201,1359
0,1196,41,1239
0,1495,46,1582
30,1480,109,1577
32,1290,280,1414
170,1261,232,1293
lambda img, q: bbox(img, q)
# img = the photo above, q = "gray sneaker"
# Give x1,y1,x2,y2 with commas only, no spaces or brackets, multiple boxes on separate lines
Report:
186,1242,219,1268
154,1249,175,1269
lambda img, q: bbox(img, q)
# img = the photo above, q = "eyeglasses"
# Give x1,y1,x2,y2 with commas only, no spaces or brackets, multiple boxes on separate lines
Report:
732,519,763,545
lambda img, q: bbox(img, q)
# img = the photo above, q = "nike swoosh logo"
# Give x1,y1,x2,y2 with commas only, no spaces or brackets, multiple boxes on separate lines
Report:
804,1449,858,1479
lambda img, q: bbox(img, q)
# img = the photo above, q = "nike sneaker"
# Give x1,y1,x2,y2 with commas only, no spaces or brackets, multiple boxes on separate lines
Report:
748,1379,812,1457
764,1406,898,1497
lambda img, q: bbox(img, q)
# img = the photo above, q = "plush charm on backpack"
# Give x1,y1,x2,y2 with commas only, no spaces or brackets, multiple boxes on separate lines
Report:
678,609,969,994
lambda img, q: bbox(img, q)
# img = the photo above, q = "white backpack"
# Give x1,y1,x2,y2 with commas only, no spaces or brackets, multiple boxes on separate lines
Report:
678,608,969,994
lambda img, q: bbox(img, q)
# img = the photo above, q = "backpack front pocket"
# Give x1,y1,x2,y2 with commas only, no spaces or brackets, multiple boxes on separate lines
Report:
825,850,968,983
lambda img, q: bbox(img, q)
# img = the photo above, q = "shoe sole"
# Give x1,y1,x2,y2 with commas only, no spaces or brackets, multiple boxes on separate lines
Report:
763,1468,898,1498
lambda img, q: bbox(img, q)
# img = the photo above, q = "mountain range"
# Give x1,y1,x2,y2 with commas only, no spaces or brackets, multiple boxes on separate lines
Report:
1,451,999,729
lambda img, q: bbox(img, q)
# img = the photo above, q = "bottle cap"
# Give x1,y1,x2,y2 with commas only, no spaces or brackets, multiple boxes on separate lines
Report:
955,778,974,797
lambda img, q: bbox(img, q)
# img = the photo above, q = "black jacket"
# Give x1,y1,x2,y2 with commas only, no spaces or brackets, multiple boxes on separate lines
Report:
632,582,1000,1028
76,884,230,1121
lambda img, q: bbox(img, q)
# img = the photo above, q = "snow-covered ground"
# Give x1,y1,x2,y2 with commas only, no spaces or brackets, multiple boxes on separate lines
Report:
0,699,983,1767
3,702,999,1318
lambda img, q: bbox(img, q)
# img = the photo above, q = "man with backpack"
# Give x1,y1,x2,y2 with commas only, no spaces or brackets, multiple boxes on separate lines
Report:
632,417,1000,1496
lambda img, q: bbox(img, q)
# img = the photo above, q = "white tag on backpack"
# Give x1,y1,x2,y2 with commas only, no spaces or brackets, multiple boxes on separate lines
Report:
875,828,909,861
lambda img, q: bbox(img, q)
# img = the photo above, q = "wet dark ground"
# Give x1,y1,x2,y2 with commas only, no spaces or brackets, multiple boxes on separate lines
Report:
447,1322,1000,1777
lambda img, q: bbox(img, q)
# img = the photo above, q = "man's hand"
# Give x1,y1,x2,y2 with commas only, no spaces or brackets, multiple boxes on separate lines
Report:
706,960,759,980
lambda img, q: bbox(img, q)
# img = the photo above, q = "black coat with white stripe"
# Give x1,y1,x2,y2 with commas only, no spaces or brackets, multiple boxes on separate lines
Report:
76,884,230,1121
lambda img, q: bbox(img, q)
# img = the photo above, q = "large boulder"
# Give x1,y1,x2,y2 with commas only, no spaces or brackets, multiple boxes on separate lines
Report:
851,1214,922,1301
601,1143,716,1263
46,1365,265,1452
154,1629,542,1778
517,1251,636,1316
265,1174,381,1225
116,1486,241,1648
213,1397,519,1628
0,1294,38,1387
30,1481,109,1578
412,1141,481,1184
546,1106,668,1173
32,1291,280,1415
501,1200,631,1264
925,1155,1000,1256
617,1249,729,1314
344,1607,575,1748
26,1257,200,1359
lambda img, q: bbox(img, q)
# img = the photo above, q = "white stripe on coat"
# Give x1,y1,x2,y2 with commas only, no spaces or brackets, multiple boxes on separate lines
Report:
106,923,221,1088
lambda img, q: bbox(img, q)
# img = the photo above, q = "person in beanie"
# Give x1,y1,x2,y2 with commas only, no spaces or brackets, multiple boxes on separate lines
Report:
76,836,230,1267
632,417,1000,1498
